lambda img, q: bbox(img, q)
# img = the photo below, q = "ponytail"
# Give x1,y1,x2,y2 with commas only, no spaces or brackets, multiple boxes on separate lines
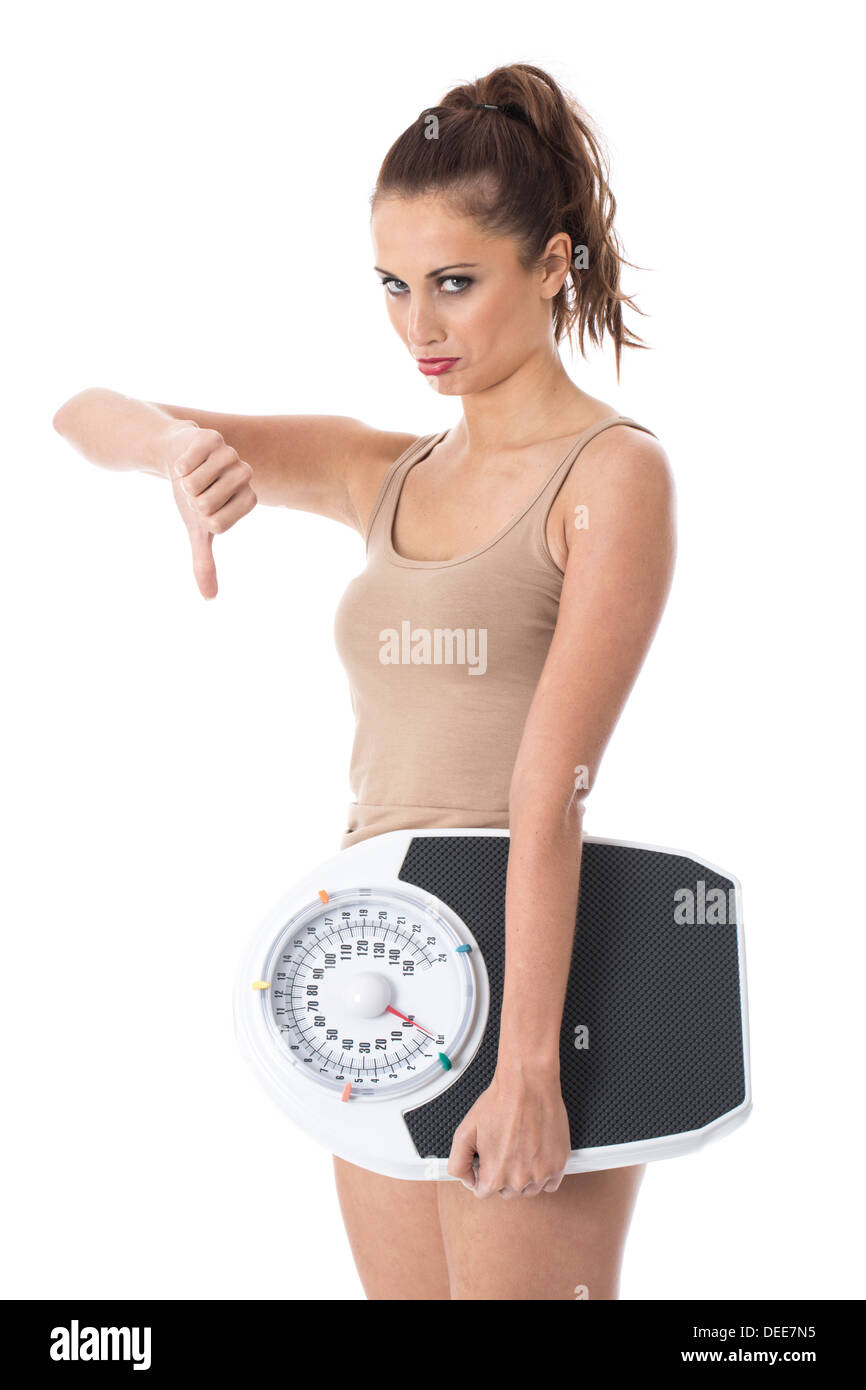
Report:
372,62,648,380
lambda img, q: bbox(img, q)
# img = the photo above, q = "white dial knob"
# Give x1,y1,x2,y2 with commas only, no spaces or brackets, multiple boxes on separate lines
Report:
343,971,392,1018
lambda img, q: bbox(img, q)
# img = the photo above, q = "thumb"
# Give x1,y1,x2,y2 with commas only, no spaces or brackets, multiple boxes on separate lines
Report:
189,525,218,600
447,1124,479,1190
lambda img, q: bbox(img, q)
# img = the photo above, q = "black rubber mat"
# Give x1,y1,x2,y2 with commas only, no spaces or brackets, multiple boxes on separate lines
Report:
399,836,746,1158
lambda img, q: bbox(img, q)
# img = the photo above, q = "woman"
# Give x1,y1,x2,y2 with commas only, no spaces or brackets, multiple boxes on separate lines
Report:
53,62,676,1300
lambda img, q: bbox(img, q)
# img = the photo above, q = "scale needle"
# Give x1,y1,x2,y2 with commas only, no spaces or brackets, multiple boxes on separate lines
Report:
385,1004,437,1039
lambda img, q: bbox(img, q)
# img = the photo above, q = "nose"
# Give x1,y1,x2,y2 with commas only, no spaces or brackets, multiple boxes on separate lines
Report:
407,297,445,353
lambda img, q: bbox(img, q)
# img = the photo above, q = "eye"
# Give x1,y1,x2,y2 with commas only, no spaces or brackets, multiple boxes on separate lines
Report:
377,275,474,296
439,276,473,294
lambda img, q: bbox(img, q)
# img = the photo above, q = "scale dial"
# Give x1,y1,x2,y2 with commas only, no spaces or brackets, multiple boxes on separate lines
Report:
260,885,481,1100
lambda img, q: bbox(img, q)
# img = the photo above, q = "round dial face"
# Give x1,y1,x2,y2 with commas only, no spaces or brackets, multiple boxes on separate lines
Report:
261,886,480,1100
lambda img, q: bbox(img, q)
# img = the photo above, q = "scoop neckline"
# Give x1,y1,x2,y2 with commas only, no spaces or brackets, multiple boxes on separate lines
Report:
385,415,628,569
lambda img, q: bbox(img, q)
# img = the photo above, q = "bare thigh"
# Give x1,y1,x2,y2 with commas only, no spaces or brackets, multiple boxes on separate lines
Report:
334,1154,645,1301
332,1154,452,1300
436,1163,646,1300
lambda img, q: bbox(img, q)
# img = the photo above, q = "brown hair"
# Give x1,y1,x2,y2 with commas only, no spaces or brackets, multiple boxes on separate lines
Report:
372,62,648,380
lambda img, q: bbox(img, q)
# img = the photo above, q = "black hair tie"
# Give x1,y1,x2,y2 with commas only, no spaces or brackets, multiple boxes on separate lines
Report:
473,101,532,127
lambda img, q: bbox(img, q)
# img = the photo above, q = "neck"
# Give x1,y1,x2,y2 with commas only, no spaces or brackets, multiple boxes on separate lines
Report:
451,348,595,456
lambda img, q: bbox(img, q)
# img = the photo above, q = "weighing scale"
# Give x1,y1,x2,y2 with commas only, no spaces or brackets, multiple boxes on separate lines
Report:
233,829,751,1180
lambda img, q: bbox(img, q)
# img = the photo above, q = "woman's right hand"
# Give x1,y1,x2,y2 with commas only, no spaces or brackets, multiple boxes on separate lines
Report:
163,424,257,598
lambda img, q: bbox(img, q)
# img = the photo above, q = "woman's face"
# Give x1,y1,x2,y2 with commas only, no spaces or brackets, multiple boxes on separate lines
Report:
371,192,565,396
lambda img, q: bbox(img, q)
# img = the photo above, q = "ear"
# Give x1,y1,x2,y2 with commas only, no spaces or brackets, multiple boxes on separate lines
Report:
538,231,573,300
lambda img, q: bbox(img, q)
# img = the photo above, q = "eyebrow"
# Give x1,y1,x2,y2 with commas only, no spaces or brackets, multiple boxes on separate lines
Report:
374,262,480,279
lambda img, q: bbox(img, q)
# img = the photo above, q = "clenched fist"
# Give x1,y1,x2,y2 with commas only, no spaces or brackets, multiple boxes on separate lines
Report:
164,424,257,598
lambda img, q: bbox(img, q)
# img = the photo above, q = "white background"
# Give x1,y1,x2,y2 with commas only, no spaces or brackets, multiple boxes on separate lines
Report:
3,0,863,1300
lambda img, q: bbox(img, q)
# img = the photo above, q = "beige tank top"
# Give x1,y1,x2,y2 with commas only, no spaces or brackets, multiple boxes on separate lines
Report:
333,414,657,850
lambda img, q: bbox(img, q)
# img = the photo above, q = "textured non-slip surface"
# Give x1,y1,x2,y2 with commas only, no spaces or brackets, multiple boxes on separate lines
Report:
399,836,746,1159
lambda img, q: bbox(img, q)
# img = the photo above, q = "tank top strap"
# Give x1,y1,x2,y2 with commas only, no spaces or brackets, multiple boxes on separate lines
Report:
524,413,659,564
535,414,658,501
364,432,447,552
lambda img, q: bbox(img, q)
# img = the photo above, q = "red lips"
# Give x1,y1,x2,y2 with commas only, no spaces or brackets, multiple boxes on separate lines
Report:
416,357,460,376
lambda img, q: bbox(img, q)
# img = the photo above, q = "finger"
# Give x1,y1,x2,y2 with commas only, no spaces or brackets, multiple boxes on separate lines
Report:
519,1181,544,1197
179,447,250,500
541,1173,565,1193
446,1128,479,1189
472,1162,502,1200
194,484,257,536
184,463,253,519
172,431,232,482
189,527,217,600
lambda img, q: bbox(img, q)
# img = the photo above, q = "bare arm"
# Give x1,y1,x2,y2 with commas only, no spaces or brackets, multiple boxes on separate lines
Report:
52,388,196,477
52,387,421,598
501,429,676,1070
145,398,417,530
52,387,418,532
448,428,677,1197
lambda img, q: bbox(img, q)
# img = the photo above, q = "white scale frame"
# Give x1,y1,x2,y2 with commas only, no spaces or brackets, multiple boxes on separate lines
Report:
233,828,752,1181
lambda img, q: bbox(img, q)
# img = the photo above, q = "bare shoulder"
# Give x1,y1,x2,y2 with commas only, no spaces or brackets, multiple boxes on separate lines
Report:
548,423,676,572
343,425,427,539
580,422,674,503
